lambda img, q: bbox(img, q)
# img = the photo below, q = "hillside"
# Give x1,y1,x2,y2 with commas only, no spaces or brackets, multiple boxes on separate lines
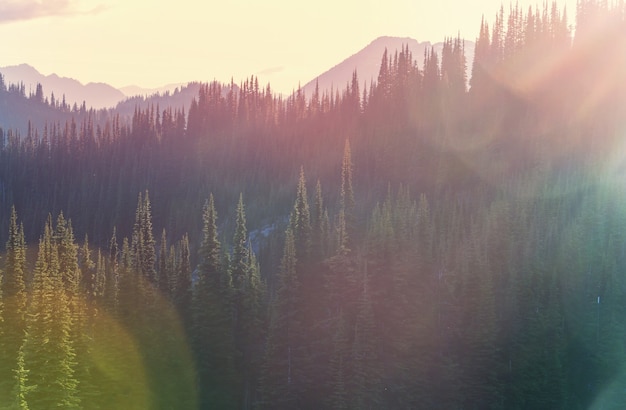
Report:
0,1,625,408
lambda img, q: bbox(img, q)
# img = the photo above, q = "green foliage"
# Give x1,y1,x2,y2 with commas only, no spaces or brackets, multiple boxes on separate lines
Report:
0,2,624,408
192,194,239,408
0,207,27,403
23,217,79,409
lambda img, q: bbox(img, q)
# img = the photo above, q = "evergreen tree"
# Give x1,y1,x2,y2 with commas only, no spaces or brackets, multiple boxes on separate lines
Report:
260,228,301,409
158,229,170,297
23,217,79,408
340,140,356,246
328,310,349,410
311,179,327,260
230,194,262,408
232,194,249,314
193,194,238,409
289,167,312,265
106,228,120,313
132,191,157,285
350,266,381,409
79,235,96,300
55,215,91,405
0,207,27,403
174,233,192,325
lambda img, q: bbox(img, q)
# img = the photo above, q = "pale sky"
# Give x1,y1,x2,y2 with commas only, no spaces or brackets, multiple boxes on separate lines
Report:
0,0,578,94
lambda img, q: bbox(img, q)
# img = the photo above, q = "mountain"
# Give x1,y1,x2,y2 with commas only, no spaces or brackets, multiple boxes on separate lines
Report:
0,64,125,109
114,82,203,116
302,36,475,96
119,83,188,97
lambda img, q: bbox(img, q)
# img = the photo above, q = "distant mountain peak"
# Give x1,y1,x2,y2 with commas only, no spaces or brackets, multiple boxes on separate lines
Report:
0,64,125,109
302,36,474,97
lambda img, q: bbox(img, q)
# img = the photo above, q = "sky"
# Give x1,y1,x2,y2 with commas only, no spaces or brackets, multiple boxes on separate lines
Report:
0,0,578,94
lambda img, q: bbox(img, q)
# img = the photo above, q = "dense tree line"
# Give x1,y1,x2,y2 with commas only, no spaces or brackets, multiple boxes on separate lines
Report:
0,0,625,408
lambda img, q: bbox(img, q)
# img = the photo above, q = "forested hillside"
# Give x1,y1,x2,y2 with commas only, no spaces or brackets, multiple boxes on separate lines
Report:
1,1,626,408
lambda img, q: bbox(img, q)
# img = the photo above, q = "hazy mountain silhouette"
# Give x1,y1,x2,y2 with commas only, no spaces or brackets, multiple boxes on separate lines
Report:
0,36,475,128
114,82,226,117
119,83,188,98
302,36,475,96
0,64,125,109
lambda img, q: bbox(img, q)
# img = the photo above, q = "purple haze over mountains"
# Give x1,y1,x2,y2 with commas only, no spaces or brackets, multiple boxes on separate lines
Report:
0,37,475,110
302,36,475,97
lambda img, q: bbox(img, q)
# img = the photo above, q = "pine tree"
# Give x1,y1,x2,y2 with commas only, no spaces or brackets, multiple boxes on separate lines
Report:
350,265,381,409
132,190,157,285
23,217,79,408
158,229,170,297
117,237,135,322
174,233,192,325
290,167,312,265
193,194,238,409
340,140,355,247
311,179,327,260
166,244,177,299
260,228,301,409
231,194,257,408
55,215,92,405
79,236,106,406
0,207,27,403
328,310,349,410
459,220,501,409
232,194,249,309
106,228,120,313
79,235,96,300
11,343,31,410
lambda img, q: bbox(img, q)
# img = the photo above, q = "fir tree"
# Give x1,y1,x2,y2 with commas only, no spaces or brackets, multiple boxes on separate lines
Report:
0,207,27,403
340,139,355,247
174,233,192,325
289,167,312,265
311,179,327,260
158,229,170,297
23,217,79,408
230,194,258,408
328,310,349,410
350,265,381,409
106,228,120,313
260,228,301,409
132,190,157,284
192,194,238,409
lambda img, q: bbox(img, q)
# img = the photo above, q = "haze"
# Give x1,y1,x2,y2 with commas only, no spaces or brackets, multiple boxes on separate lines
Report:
0,0,577,94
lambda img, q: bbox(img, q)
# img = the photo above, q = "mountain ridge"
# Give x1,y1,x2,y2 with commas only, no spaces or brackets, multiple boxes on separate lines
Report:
0,63,125,109
1,36,475,111
302,36,475,96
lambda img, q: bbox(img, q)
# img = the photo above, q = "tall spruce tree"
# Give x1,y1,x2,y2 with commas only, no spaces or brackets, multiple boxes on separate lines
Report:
328,309,349,410
340,140,355,247
193,194,238,409
260,228,301,409
106,227,120,313
311,179,327,260
132,191,157,285
174,233,192,326
350,265,381,409
0,207,27,403
23,217,79,409
290,167,312,266
158,229,170,297
230,194,258,408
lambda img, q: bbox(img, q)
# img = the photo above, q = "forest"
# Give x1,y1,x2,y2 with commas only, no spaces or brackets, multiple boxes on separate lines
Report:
0,0,626,408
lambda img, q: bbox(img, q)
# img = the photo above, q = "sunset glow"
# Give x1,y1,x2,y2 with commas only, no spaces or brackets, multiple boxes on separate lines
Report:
1,1,625,408
0,0,577,93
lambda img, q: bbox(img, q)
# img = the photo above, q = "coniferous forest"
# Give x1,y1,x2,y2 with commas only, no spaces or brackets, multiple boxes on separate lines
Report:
1,1,626,408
